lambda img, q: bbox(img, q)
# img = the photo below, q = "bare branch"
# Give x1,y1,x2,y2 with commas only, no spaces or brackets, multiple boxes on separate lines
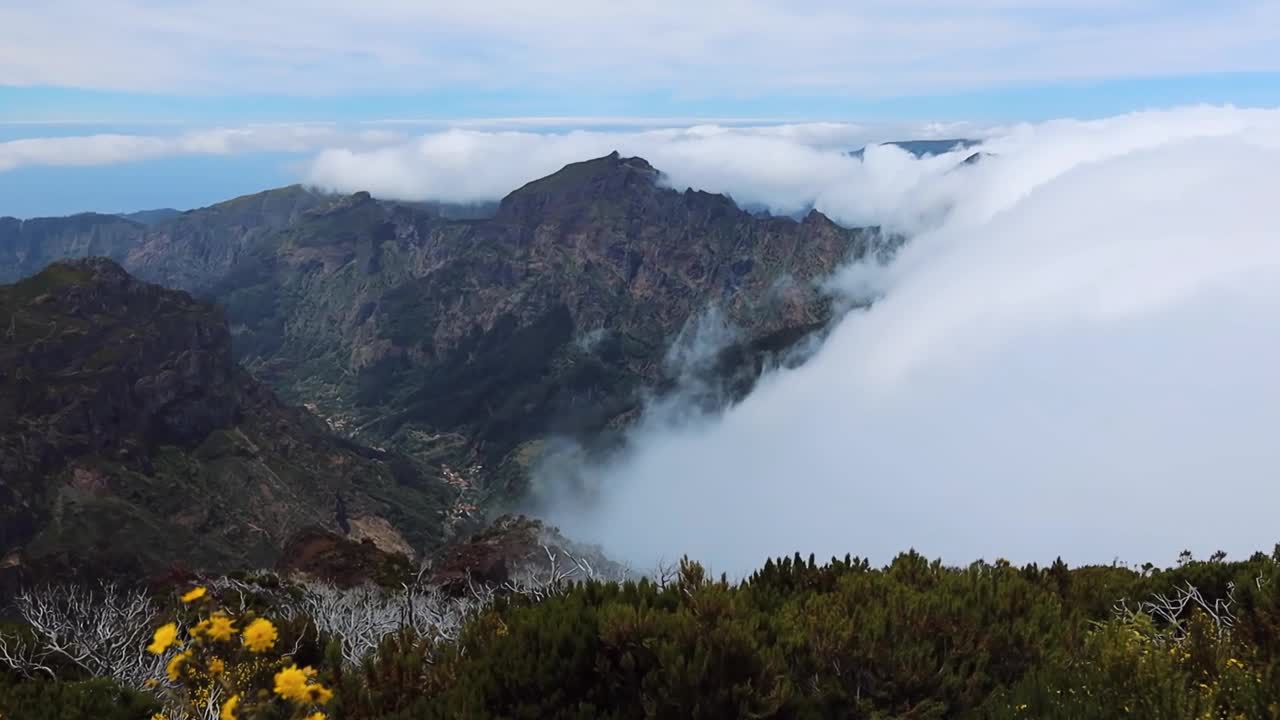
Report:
0,583,166,689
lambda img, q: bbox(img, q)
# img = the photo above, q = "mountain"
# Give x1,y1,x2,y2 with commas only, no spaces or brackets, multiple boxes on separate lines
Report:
5,154,881,499
0,186,328,286
117,208,183,225
850,138,978,158
0,259,453,590
123,185,331,293
0,213,147,283
197,153,881,490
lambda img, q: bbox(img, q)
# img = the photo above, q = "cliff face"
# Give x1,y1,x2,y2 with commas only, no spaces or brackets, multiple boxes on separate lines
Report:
0,214,148,283
123,185,330,294
0,259,452,589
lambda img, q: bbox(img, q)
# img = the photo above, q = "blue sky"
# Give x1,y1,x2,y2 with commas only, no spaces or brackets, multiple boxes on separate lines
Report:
2,1,1279,217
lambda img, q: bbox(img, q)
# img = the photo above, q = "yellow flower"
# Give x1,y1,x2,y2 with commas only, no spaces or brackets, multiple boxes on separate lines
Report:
166,649,192,681
274,665,312,703
304,714,327,720
208,657,226,675
219,694,239,720
151,714,167,720
148,623,178,655
242,618,278,652
196,613,237,642
180,586,207,603
307,683,334,704
272,664,332,705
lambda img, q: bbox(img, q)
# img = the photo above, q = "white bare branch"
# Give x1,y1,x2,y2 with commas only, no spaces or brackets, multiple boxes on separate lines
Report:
0,583,166,689
1112,577,1260,645
298,577,492,666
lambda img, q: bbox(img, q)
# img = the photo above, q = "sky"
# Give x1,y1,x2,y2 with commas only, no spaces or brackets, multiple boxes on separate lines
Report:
2,0,1280,216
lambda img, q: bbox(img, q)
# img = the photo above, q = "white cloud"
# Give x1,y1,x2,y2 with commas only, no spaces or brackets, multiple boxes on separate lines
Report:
1,1,1277,96
532,106,1280,574
0,125,404,172
302,121,993,213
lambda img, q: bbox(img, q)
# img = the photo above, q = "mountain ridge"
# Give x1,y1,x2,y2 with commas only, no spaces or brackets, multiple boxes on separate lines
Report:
0,258,455,590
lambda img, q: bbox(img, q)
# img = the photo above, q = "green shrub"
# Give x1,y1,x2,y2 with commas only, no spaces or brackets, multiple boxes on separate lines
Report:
0,676,159,720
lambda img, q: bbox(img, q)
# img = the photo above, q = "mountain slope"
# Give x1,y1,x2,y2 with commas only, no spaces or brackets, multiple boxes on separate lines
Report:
0,187,328,286
202,154,881,491
123,184,330,293
0,259,452,589
0,213,147,283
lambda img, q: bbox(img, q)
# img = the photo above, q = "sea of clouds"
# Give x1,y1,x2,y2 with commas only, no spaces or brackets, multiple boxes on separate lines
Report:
427,105,1280,575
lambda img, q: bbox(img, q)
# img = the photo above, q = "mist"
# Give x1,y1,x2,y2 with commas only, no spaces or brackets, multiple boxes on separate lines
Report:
532,106,1280,575
302,121,992,217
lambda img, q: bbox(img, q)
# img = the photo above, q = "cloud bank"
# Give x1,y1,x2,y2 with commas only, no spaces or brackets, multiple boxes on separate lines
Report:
302,121,994,225
529,106,1280,574
0,125,401,173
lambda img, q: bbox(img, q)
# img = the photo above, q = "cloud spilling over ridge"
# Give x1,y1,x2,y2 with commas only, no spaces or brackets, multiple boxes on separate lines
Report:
303,121,994,226
533,106,1280,575
305,108,1280,235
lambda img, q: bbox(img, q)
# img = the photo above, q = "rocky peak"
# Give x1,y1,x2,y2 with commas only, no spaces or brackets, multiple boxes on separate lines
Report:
496,152,662,222
1,258,239,458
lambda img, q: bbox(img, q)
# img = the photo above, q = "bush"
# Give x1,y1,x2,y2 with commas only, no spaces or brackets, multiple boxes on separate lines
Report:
0,676,159,720
4,550,1280,718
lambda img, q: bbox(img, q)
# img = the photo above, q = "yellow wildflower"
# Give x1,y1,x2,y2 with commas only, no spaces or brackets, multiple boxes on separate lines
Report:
307,683,334,704
219,694,239,720
242,618,278,652
196,613,237,642
166,649,192,681
180,586,207,603
270,662,333,705
272,664,333,705
274,665,312,703
208,657,226,675
304,714,327,720
148,622,178,655
151,714,167,720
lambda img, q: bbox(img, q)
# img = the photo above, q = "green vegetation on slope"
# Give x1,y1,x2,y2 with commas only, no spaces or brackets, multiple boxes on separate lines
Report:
5,549,1280,719
0,259,455,590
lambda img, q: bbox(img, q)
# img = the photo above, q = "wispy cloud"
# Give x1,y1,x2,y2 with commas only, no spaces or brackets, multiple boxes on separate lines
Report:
531,106,1280,574
2,1,1277,97
0,125,402,172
